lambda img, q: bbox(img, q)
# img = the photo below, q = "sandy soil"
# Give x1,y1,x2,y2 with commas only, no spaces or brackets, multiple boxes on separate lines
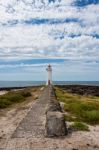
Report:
0,91,8,95
0,89,99,150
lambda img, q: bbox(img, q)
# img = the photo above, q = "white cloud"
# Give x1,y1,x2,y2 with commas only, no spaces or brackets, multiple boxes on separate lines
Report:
0,0,99,61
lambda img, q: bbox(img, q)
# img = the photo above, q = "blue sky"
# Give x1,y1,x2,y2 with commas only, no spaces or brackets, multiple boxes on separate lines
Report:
0,0,99,81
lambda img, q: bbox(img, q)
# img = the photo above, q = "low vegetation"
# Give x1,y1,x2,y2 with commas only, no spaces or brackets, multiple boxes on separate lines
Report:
55,87,99,125
64,114,78,122
0,89,32,108
70,122,89,131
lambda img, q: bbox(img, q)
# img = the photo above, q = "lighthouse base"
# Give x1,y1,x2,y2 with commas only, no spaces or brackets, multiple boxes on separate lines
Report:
46,80,52,86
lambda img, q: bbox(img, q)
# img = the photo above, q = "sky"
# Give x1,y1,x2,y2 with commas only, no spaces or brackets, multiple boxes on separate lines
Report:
0,0,99,81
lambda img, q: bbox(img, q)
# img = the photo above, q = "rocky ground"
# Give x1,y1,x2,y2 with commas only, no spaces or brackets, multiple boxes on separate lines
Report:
57,85,99,96
0,86,99,150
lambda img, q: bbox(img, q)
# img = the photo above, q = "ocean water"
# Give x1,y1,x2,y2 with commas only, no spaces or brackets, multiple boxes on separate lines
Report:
0,81,99,88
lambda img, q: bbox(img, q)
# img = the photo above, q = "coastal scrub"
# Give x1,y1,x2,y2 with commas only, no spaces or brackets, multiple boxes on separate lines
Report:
70,122,89,131
0,89,32,108
55,87,99,125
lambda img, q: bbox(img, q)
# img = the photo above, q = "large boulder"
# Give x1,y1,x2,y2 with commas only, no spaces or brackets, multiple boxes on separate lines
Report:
46,111,67,137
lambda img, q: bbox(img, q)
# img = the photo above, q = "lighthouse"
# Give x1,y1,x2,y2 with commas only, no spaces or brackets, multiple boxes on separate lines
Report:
46,64,52,85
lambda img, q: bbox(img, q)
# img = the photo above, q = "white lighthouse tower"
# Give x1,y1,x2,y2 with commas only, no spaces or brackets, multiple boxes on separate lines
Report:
46,64,52,85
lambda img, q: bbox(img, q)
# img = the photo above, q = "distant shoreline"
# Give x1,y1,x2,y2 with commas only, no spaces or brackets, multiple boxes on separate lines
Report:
0,84,99,89
0,81,99,88
0,86,42,91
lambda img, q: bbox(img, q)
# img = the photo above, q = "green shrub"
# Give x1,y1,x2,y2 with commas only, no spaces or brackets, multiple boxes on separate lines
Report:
20,90,31,97
70,122,89,131
8,94,24,102
82,110,99,125
79,102,99,111
0,89,32,109
64,115,78,122
0,99,12,108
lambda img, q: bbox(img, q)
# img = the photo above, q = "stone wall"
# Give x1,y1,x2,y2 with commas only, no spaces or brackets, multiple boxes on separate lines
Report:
45,85,68,137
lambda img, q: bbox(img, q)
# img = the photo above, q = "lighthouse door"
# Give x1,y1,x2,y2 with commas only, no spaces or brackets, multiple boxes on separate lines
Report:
48,80,50,85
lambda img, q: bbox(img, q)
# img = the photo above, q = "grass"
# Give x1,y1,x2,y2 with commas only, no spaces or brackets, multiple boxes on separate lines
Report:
70,122,89,131
64,114,78,122
0,89,32,108
55,87,99,125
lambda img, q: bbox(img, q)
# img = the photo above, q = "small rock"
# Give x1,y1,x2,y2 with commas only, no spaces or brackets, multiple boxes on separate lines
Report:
87,143,90,146
93,145,99,148
60,102,65,110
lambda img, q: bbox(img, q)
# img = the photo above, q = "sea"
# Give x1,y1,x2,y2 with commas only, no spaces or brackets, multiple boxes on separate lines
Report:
0,81,99,88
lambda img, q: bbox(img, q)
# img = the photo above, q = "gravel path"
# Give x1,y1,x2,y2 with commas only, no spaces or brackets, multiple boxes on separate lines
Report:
12,86,50,138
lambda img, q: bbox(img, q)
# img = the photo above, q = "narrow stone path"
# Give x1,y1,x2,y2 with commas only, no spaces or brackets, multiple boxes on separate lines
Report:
12,86,50,138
